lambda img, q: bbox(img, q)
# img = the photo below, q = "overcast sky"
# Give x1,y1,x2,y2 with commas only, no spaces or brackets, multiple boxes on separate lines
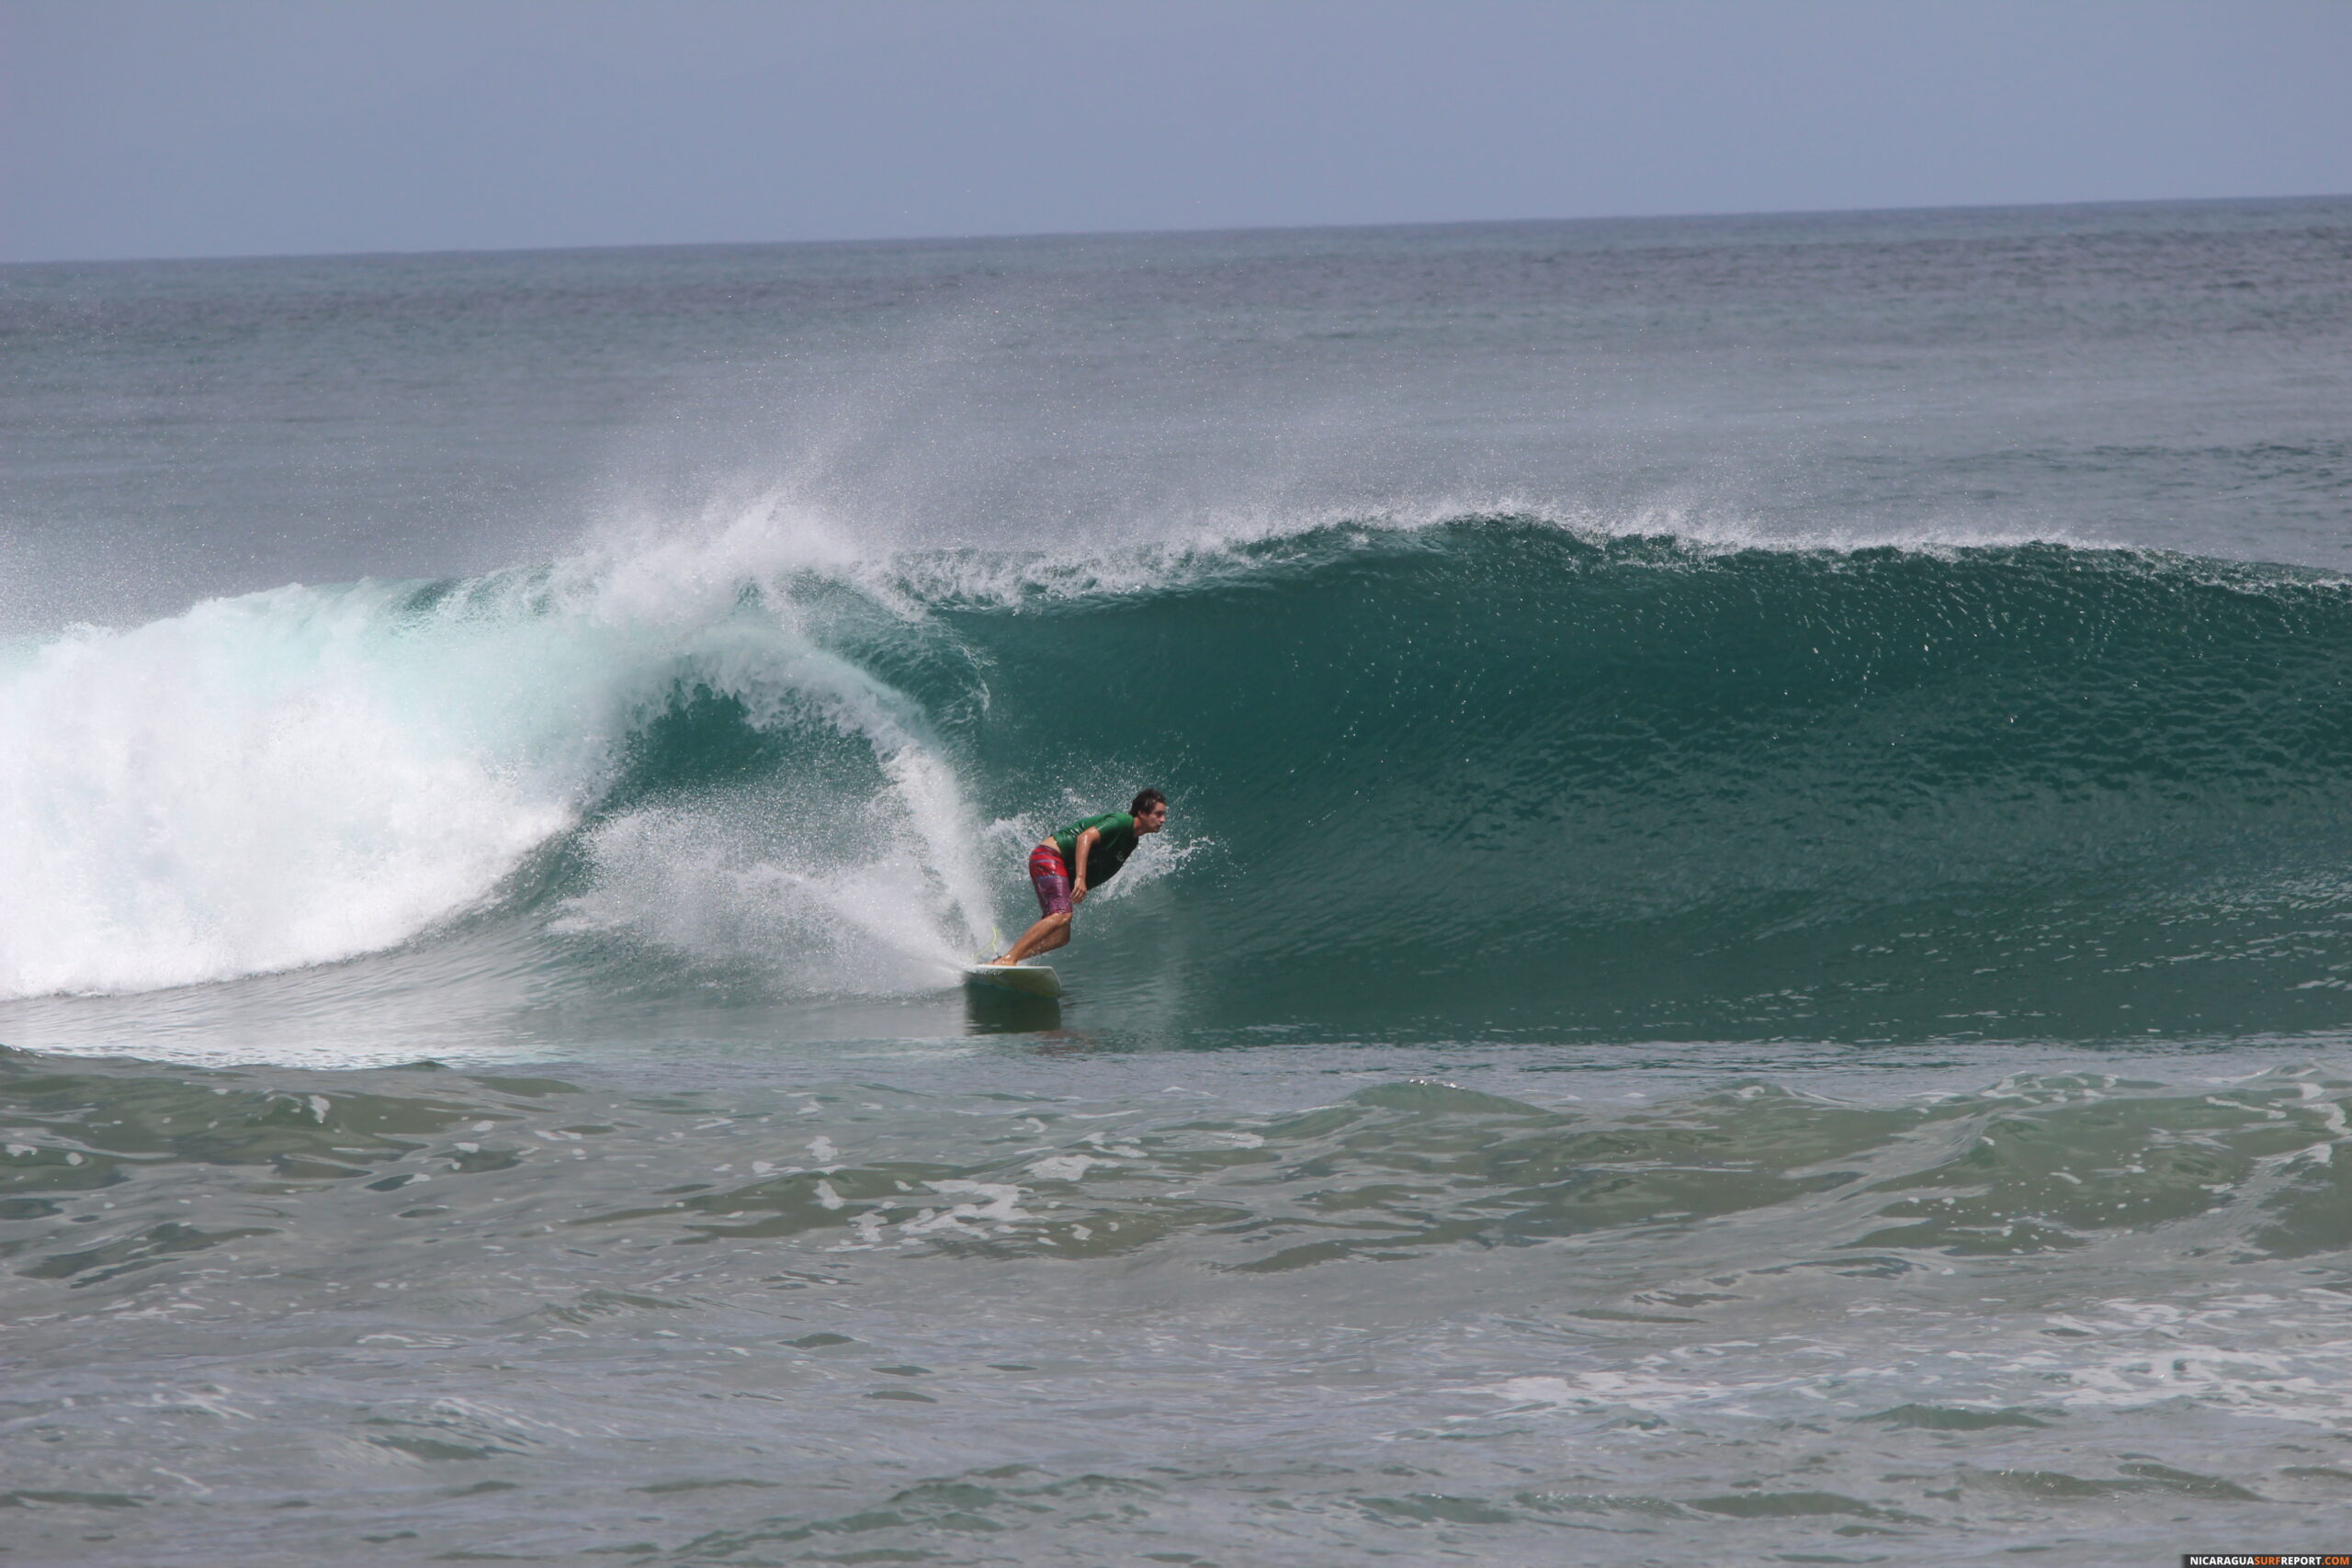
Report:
2,0,2346,264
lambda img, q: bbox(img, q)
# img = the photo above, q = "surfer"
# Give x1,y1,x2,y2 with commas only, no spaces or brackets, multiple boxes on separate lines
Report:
987,789,1169,965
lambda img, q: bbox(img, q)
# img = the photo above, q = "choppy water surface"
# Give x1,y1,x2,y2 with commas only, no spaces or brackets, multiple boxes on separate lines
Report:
4,197,2350,1563
10,1045,2352,1564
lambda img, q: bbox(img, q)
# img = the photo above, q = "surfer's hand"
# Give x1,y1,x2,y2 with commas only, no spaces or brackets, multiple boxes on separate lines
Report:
1071,883,1089,905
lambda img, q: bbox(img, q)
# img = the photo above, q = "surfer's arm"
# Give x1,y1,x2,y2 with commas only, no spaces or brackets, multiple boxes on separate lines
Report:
1070,828,1099,902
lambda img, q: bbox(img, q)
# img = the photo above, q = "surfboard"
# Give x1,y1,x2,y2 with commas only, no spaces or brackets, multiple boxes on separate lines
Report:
963,963,1062,999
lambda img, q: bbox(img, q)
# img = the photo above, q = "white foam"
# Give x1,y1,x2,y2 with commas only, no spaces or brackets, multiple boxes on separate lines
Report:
0,502,997,998
0,581,588,997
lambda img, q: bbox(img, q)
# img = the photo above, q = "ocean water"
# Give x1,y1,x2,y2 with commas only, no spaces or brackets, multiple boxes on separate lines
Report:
3,197,2350,1564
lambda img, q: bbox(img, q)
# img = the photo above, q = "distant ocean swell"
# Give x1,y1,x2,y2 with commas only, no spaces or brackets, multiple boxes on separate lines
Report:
6,514,2352,1042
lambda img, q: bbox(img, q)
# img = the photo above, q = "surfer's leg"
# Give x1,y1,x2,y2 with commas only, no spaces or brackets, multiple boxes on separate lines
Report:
994,852,1076,963
996,911,1070,964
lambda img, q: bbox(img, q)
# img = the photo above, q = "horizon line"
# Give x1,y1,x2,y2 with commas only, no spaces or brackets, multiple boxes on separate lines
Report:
6,189,2347,272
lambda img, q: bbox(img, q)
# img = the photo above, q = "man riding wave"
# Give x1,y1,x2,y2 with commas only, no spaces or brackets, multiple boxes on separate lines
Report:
987,788,1168,966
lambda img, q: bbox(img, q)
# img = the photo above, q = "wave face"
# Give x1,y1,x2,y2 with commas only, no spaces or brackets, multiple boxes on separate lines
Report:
932,519,2352,1039
7,514,2352,1042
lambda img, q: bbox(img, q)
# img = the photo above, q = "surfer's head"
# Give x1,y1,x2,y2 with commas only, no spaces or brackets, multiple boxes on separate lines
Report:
1131,788,1169,833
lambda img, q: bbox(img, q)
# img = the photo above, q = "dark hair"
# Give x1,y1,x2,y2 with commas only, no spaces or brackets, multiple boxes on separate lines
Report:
1131,788,1168,818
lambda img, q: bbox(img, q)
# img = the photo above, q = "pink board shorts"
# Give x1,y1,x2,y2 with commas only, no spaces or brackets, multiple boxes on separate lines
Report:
1028,844,1073,917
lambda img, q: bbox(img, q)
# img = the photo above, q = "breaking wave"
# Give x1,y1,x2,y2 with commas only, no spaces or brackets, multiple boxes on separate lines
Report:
8,511,2352,1042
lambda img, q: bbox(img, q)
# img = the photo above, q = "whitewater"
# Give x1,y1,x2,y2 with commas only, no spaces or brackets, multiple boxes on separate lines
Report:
3,197,2349,1564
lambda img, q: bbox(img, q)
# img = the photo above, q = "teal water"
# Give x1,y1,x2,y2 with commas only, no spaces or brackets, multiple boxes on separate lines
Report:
3,197,2350,1563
